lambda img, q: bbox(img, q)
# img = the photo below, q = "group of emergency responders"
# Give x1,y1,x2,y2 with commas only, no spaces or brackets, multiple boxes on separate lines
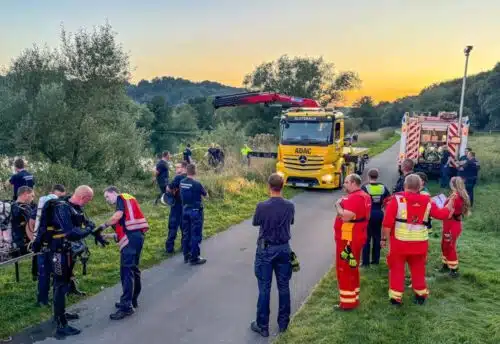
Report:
333,157,472,310
1,155,209,339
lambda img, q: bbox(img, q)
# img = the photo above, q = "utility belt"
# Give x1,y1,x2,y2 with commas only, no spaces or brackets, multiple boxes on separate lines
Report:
257,238,289,249
346,217,367,223
395,218,431,227
183,203,203,211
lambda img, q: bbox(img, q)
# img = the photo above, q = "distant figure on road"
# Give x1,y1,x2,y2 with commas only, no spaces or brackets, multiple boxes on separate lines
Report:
250,173,295,338
361,168,390,267
334,174,371,311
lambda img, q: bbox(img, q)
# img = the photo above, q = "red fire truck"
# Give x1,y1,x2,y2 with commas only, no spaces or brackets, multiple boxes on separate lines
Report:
398,111,470,176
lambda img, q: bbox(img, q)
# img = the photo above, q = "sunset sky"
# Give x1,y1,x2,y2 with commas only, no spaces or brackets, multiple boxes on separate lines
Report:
1,0,499,105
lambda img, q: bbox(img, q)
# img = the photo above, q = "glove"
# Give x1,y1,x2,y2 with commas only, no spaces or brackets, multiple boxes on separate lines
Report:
86,220,96,229
92,231,109,247
290,251,300,272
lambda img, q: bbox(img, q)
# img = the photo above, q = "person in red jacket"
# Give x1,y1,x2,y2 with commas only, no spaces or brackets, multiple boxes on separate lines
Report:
440,176,471,278
382,174,453,305
333,174,372,311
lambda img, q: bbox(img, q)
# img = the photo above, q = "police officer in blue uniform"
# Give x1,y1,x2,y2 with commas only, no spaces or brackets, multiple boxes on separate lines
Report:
250,173,295,337
163,161,188,254
154,152,170,205
180,164,208,265
33,185,107,338
361,169,390,266
8,158,35,200
463,150,479,207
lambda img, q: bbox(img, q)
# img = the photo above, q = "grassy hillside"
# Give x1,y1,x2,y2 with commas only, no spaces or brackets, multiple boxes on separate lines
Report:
126,76,244,105
275,133,500,344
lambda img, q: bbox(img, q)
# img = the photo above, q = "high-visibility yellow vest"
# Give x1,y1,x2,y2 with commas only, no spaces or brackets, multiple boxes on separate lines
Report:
394,195,431,242
365,183,385,204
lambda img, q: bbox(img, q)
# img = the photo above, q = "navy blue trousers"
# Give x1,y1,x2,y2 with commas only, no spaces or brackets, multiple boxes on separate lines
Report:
37,251,52,304
166,203,183,253
119,232,144,311
182,208,203,261
254,243,292,331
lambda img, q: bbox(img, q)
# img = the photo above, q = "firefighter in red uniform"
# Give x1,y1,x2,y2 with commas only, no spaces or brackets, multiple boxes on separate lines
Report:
382,174,453,305
440,176,471,278
333,174,371,310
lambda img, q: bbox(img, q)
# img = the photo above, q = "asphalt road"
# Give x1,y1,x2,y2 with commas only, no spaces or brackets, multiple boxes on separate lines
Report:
10,142,400,344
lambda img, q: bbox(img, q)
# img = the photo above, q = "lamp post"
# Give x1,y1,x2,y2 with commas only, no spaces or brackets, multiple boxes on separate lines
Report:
457,45,473,158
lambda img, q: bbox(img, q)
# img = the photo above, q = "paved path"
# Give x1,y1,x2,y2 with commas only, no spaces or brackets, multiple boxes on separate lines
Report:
11,142,400,344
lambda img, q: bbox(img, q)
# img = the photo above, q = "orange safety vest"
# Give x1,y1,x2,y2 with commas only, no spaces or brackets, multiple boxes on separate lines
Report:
115,193,149,250
393,194,431,242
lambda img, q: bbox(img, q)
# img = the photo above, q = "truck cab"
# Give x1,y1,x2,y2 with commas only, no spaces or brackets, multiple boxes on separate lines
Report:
276,108,368,189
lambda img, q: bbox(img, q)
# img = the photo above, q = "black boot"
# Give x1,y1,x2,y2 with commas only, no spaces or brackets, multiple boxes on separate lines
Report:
190,257,207,265
68,279,86,296
110,308,134,320
413,295,426,305
438,264,449,273
449,269,459,278
250,321,269,337
115,300,138,309
54,316,81,339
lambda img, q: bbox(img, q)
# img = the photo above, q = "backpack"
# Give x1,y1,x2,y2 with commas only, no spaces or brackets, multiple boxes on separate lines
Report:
0,200,13,243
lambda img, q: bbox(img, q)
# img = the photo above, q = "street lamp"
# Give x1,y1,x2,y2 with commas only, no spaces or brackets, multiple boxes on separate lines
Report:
457,45,473,158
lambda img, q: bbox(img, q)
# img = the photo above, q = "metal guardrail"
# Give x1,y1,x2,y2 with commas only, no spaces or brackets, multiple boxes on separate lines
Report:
0,252,39,282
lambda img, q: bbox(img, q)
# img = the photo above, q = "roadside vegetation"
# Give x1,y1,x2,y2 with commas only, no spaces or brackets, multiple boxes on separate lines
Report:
275,133,500,344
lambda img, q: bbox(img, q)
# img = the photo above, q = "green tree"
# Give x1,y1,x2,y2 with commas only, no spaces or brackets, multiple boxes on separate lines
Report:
243,55,361,106
350,96,379,130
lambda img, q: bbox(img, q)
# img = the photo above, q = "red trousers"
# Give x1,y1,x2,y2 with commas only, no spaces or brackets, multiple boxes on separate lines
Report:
387,240,429,302
335,237,364,309
441,221,462,270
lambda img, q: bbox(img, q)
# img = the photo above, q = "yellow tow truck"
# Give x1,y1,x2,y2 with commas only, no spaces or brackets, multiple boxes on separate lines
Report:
213,92,369,189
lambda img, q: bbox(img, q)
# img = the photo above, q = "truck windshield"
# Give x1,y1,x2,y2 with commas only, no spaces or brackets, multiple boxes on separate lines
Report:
280,121,333,146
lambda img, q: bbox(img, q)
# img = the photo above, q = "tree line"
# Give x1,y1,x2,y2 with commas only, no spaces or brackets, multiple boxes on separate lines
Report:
348,63,500,131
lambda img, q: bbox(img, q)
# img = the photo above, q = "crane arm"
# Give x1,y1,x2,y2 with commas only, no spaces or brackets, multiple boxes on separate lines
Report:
212,91,320,109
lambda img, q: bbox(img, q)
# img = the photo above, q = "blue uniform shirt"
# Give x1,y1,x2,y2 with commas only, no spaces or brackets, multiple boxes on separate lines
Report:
183,148,192,163
180,177,207,208
252,197,294,245
9,170,35,199
116,196,127,229
169,173,187,202
156,160,169,186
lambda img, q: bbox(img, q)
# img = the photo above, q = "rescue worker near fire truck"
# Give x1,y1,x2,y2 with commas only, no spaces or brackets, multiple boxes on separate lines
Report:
439,176,471,278
32,185,107,338
393,159,414,193
416,172,433,235
361,168,390,267
163,161,188,254
96,186,149,320
334,174,371,310
381,174,453,306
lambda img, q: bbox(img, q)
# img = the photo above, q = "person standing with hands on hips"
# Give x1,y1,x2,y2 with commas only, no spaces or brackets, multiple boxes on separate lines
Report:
250,173,295,338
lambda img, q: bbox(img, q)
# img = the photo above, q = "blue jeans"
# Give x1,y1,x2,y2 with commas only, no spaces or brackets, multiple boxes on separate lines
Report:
254,243,292,331
166,203,183,253
182,207,204,261
37,251,52,304
119,232,144,311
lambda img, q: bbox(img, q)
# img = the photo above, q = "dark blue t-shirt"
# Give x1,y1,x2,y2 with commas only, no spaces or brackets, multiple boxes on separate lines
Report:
441,150,450,166
156,160,169,186
169,173,187,201
116,197,126,229
252,197,295,245
180,177,206,208
9,170,35,199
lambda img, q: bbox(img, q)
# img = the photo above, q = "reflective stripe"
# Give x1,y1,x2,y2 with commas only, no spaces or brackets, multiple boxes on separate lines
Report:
53,234,65,239
414,288,429,296
394,195,430,241
339,297,357,303
118,236,129,251
339,290,357,296
389,289,403,300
